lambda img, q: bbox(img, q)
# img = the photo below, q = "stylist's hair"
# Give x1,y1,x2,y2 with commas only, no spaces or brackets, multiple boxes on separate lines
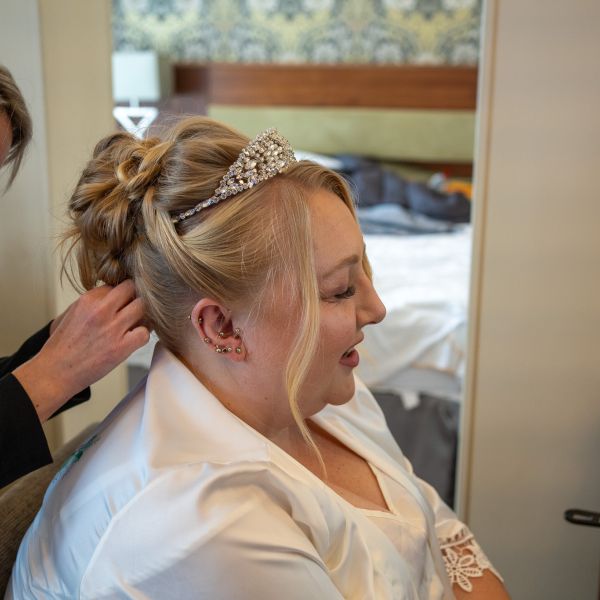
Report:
63,116,369,455
0,65,33,186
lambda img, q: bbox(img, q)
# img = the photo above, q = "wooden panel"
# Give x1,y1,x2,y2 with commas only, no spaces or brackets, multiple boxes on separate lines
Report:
174,63,478,110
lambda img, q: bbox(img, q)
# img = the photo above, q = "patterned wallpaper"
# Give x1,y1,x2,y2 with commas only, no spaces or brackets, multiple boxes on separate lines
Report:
112,0,482,65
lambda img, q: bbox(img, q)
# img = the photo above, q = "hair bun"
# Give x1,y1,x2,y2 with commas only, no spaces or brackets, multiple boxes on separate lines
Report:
116,136,167,205
66,132,171,287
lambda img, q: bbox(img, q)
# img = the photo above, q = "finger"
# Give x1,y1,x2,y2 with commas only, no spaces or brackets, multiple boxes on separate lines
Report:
85,283,115,301
106,279,137,312
69,285,115,329
114,296,145,331
120,326,151,356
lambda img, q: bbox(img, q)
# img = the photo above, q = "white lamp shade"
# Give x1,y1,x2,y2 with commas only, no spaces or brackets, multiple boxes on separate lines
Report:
112,51,161,103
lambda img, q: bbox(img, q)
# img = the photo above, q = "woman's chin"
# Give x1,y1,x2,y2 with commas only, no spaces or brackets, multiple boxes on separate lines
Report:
301,373,356,417
329,378,356,406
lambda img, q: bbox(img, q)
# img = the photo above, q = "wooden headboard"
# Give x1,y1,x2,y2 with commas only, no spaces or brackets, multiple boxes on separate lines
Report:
172,63,478,176
173,63,478,110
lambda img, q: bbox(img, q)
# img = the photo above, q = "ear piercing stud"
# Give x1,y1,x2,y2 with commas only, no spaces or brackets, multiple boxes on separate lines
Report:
206,327,243,355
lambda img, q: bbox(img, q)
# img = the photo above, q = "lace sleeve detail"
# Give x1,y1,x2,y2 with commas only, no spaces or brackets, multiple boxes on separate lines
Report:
439,526,503,593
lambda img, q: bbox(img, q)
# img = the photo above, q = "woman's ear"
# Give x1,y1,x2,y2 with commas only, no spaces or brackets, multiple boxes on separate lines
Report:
190,299,246,360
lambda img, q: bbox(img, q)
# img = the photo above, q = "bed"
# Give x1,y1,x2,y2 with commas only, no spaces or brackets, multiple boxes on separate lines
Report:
131,62,478,505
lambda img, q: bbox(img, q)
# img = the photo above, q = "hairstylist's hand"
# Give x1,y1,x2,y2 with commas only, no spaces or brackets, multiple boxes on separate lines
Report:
13,280,150,422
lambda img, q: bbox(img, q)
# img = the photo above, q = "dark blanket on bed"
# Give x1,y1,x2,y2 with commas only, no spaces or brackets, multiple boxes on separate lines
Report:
335,155,471,224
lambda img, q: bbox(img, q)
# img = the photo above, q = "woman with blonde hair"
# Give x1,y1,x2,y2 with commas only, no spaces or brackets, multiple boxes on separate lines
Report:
8,117,509,599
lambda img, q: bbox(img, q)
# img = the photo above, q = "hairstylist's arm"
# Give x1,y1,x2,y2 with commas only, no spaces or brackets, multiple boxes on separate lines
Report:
12,280,150,422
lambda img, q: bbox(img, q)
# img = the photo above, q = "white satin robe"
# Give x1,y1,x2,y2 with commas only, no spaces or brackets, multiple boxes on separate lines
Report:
7,344,486,599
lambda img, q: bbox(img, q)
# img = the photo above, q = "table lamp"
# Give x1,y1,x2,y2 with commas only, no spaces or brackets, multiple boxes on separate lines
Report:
112,51,162,137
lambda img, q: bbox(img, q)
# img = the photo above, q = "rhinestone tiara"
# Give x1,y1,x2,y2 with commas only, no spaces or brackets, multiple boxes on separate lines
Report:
172,128,296,224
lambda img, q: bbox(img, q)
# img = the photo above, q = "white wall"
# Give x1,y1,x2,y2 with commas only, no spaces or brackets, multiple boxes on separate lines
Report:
461,1,600,598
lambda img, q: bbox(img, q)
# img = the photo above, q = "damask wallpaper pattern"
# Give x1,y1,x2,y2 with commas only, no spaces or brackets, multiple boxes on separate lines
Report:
112,0,481,65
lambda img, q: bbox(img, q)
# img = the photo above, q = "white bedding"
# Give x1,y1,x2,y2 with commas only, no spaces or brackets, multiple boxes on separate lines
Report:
356,226,472,403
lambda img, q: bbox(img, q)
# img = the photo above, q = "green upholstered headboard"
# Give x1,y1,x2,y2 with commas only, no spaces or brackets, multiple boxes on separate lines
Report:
208,105,475,164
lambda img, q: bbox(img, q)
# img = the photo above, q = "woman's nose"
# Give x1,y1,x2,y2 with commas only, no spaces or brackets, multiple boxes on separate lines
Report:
359,282,386,327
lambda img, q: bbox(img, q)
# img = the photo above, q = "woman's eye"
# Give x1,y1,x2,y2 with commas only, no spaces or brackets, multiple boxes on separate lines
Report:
335,286,356,300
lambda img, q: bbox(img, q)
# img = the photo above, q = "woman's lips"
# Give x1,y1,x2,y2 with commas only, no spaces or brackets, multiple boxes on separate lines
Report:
339,348,359,367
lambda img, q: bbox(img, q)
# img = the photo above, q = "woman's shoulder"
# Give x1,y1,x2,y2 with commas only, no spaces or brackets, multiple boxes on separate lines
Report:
9,457,322,599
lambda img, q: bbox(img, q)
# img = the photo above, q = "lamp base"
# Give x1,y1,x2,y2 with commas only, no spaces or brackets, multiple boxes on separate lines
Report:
113,106,158,138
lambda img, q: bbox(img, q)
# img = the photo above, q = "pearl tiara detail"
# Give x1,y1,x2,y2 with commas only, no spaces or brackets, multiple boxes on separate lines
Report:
172,128,296,224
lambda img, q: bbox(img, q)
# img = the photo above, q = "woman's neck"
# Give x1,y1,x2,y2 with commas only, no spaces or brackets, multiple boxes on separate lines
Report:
183,347,302,441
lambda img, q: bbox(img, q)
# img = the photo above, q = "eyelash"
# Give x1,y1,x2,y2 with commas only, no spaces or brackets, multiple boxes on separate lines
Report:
334,285,356,300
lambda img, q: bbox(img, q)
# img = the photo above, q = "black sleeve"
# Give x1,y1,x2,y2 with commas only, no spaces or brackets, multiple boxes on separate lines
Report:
0,373,53,488
0,322,53,377
0,324,92,488
0,322,92,409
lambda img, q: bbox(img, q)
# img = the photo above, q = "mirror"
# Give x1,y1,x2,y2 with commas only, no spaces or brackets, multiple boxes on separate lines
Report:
113,0,483,509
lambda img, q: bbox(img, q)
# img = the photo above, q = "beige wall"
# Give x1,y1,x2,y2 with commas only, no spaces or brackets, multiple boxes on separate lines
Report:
1,0,57,446
461,1,600,598
0,1,51,355
1,0,126,447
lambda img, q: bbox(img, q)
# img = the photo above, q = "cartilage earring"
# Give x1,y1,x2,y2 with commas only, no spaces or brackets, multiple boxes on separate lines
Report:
233,328,241,338
215,345,223,353
198,317,203,324
235,347,242,354
204,337,211,344
225,347,232,353
218,331,225,339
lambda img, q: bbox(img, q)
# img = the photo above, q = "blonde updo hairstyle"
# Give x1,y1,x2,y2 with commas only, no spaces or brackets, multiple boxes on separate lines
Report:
63,116,370,454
